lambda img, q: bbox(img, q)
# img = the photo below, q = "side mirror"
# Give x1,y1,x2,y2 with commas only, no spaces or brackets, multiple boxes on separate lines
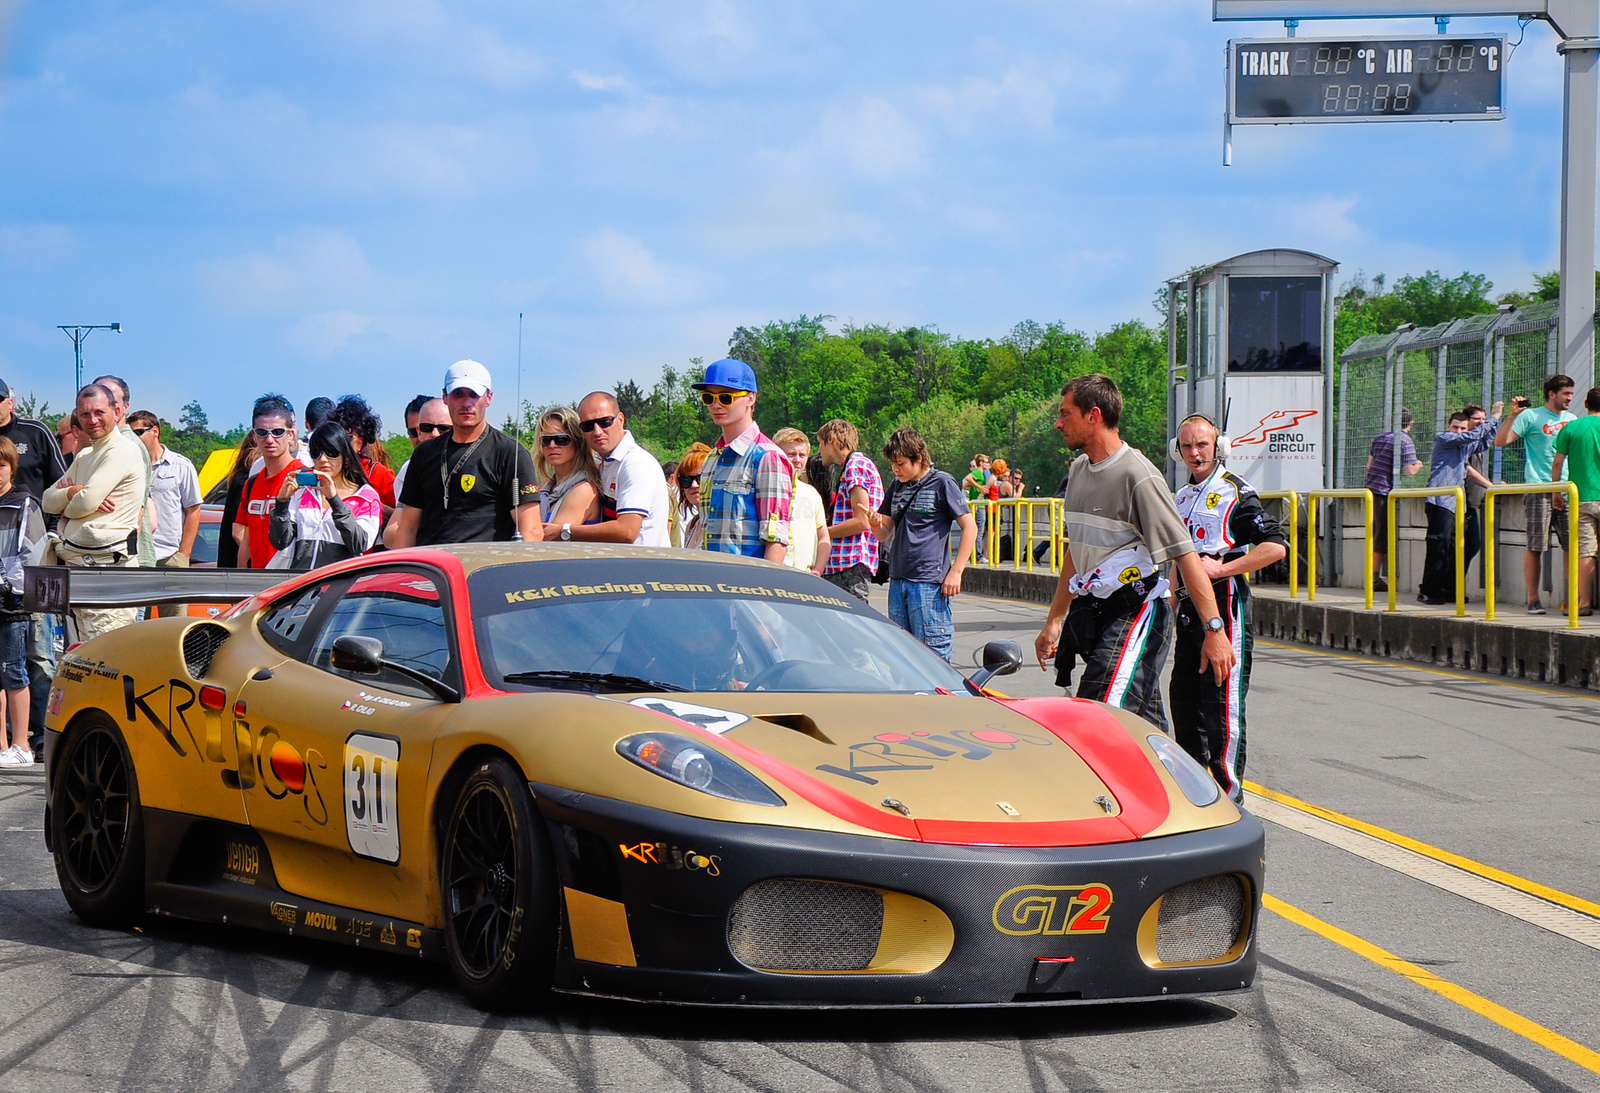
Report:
331,634,384,675
970,639,1023,689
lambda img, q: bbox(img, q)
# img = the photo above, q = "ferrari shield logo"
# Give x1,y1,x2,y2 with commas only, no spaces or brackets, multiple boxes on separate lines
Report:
459,474,477,493
1118,566,1142,584
1206,492,1220,508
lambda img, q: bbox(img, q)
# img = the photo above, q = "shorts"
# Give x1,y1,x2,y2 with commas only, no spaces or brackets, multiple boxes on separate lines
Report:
1372,496,1389,554
1525,493,1572,553
823,563,873,602
1579,501,1600,558
0,619,28,691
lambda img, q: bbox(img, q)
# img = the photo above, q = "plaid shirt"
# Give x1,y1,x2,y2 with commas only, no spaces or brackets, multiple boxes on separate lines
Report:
700,424,792,557
826,451,884,573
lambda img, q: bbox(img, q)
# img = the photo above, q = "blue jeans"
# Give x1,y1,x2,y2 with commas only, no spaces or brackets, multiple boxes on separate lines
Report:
888,579,954,661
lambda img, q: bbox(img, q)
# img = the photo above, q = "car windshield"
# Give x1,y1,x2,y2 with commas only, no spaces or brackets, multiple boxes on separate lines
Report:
469,559,970,695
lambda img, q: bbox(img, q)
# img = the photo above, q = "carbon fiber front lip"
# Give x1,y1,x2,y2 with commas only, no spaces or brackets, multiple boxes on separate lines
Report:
533,783,1265,1008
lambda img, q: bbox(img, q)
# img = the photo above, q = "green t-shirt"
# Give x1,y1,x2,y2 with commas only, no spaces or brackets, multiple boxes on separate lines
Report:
1554,414,1600,502
1512,405,1576,483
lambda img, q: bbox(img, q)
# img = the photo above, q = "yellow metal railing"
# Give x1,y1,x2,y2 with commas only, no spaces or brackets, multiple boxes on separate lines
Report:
1384,487,1466,617
974,498,1065,575
1307,488,1374,609
1483,481,1581,629
1255,489,1300,598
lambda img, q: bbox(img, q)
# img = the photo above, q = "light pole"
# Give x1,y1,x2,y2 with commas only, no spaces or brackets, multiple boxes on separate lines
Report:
58,323,122,392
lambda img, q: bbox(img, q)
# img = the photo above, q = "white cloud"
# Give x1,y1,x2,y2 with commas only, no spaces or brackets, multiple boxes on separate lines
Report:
574,71,633,92
198,229,377,313
573,228,700,306
0,225,76,269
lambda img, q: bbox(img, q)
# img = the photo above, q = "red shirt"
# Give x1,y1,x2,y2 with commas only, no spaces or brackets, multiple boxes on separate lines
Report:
239,460,306,568
361,457,396,509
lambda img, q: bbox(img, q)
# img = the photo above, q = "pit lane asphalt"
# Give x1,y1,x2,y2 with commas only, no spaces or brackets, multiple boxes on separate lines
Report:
1,591,1598,1092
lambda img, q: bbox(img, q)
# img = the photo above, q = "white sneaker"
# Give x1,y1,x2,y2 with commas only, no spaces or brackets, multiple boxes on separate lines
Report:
0,745,32,768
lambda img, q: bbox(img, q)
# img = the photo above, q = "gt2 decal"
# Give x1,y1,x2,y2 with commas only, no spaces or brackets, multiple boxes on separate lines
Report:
344,733,400,864
992,884,1114,936
817,726,1053,785
619,841,721,876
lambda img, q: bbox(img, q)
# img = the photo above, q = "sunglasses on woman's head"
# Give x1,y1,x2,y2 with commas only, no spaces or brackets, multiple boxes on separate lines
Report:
540,433,573,447
252,427,289,438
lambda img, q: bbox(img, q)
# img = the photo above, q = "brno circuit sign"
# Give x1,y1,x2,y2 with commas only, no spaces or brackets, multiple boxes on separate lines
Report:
1229,36,1506,124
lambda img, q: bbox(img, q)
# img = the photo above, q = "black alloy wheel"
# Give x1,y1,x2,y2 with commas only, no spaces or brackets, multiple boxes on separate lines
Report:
51,717,145,926
441,755,556,1010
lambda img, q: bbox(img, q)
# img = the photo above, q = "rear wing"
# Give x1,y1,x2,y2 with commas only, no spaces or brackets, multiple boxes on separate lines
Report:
22,566,287,612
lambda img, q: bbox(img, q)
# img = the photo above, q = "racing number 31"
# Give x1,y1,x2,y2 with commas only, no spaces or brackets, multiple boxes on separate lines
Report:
344,733,400,864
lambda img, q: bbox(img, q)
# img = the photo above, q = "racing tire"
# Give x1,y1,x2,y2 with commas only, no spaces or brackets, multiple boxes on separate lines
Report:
50,715,145,927
441,755,558,1011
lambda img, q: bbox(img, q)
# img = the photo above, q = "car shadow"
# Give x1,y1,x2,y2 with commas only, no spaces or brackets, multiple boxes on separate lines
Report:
5,886,1239,1041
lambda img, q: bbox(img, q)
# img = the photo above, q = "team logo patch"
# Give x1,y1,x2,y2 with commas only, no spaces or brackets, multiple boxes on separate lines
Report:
1118,566,1142,585
629,697,749,734
459,474,476,493
1206,492,1221,508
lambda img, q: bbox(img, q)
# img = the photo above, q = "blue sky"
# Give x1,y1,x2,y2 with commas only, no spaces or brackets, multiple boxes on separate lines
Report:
0,1,1576,432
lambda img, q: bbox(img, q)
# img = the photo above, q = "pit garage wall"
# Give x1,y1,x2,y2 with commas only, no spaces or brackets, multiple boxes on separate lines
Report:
960,566,1600,692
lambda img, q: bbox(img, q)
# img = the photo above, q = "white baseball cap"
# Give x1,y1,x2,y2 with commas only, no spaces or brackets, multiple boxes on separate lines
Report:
443,359,492,396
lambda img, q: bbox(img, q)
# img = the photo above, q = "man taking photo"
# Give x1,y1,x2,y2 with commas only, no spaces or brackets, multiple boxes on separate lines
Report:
1034,374,1233,731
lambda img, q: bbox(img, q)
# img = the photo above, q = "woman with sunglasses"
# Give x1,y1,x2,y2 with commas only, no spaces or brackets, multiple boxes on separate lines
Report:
533,408,601,535
266,422,382,569
670,442,712,549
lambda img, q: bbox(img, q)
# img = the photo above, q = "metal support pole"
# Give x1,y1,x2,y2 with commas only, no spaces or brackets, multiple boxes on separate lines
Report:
1558,29,1600,394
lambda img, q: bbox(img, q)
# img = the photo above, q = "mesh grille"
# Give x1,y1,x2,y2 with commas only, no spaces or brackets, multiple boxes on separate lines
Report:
727,879,884,971
182,623,231,679
1156,874,1246,964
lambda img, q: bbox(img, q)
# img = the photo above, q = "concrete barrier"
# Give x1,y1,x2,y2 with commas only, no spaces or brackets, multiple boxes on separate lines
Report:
960,565,1600,692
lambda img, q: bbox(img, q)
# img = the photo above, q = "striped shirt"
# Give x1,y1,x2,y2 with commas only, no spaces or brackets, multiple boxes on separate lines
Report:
825,451,884,574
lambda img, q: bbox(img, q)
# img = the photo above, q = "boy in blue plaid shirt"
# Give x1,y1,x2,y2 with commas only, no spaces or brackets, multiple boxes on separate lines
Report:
694,358,791,562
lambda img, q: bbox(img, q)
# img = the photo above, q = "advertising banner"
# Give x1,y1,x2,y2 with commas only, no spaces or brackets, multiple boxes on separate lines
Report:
1222,374,1325,492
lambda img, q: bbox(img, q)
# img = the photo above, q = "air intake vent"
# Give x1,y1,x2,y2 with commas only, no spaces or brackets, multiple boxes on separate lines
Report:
727,878,884,972
1155,874,1247,964
182,623,231,679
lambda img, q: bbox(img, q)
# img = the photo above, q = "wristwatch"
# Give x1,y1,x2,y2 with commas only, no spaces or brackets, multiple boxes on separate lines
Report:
560,523,572,542
1205,616,1225,633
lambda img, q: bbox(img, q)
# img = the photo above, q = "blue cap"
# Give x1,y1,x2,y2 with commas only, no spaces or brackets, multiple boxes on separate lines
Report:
692,358,758,393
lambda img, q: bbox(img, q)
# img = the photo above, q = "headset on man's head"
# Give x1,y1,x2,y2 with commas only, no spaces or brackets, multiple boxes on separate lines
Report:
1168,413,1231,465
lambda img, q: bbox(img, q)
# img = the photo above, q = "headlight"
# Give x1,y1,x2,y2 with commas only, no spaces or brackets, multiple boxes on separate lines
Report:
617,733,785,807
1146,735,1221,807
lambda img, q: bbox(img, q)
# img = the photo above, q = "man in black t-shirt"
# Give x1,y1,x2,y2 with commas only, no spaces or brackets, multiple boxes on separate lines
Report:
390,360,540,546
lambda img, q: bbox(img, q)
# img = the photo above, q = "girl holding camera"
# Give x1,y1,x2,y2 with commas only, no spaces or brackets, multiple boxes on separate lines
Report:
267,422,382,569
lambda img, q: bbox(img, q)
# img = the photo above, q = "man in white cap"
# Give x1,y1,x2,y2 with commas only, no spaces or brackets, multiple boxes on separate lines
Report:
390,360,541,546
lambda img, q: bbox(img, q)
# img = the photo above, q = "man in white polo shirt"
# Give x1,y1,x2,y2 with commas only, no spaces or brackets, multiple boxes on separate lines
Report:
559,391,670,546
128,410,202,617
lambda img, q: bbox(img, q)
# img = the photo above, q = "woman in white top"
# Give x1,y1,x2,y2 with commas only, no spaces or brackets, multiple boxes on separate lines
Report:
267,422,382,570
534,408,601,534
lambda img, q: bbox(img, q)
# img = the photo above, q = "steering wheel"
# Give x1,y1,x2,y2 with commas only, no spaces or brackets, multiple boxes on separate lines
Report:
746,659,817,692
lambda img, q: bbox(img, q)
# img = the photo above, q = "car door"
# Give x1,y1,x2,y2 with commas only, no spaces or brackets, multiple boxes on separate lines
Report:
234,565,459,924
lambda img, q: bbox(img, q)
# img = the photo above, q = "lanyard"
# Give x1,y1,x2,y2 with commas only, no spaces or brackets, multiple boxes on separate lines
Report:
441,432,489,510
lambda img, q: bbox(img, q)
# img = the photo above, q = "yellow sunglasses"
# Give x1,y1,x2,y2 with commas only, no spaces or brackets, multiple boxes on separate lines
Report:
699,390,751,406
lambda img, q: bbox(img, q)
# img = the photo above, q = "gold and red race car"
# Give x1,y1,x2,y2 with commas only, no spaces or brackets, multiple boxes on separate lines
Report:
42,545,1263,1010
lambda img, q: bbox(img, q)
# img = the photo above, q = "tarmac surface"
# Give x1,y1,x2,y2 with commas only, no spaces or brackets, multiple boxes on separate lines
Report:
2,589,1599,1091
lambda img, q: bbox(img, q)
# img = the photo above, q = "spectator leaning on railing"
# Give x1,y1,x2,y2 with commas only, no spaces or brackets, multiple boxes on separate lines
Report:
1496,374,1576,614
1416,402,1501,606
1551,386,1600,617
1366,408,1421,593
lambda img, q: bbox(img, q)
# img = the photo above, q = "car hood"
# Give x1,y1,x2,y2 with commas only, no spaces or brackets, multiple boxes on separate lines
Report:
614,692,1232,846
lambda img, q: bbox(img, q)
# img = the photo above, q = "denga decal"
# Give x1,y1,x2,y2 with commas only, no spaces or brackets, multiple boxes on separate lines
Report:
816,726,1053,786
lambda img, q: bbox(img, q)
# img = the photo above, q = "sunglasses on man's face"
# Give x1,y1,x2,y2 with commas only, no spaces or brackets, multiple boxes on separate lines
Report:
416,422,447,436
699,390,750,407
131,426,154,437
579,415,617,433
539,433,573,447
253,427,290,438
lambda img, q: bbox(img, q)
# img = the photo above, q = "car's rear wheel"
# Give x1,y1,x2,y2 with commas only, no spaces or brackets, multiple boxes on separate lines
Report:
441,755,557,1010
51,715,145,926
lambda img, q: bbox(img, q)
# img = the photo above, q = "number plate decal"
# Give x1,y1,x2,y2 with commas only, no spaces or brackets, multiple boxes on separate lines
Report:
344,733,401,864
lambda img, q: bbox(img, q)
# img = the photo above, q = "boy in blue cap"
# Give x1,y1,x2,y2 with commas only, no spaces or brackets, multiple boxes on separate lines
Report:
694,358,792,563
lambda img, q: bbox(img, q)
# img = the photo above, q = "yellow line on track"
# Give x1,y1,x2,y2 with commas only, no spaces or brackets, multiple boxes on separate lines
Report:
1256,638,1600,702
1247,781,1600,920
1263,893,1600,1076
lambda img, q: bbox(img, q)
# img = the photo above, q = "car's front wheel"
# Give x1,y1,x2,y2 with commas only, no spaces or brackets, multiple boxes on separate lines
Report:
51,715,145,926
441,755,557,1010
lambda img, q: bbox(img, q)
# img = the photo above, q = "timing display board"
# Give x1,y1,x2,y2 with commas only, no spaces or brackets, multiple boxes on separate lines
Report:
1229,36,1506,123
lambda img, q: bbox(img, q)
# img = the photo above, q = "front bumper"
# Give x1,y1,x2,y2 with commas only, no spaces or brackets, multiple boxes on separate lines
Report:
533,784,1265,1007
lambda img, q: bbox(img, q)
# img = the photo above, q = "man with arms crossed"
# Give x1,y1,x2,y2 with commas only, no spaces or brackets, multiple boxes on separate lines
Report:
1496,374,1576,613
1170,414,1287,801
1034,375,1234,731
556,392,669,546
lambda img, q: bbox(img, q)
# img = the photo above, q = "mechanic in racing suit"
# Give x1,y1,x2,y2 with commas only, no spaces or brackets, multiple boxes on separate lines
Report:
1169,414,1288,803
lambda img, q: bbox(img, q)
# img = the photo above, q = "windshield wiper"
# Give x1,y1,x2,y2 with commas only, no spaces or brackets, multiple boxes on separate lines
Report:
502,670,687,694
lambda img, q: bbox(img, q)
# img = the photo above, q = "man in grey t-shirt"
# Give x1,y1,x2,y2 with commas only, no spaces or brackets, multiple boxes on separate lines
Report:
1034,374,1234,731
